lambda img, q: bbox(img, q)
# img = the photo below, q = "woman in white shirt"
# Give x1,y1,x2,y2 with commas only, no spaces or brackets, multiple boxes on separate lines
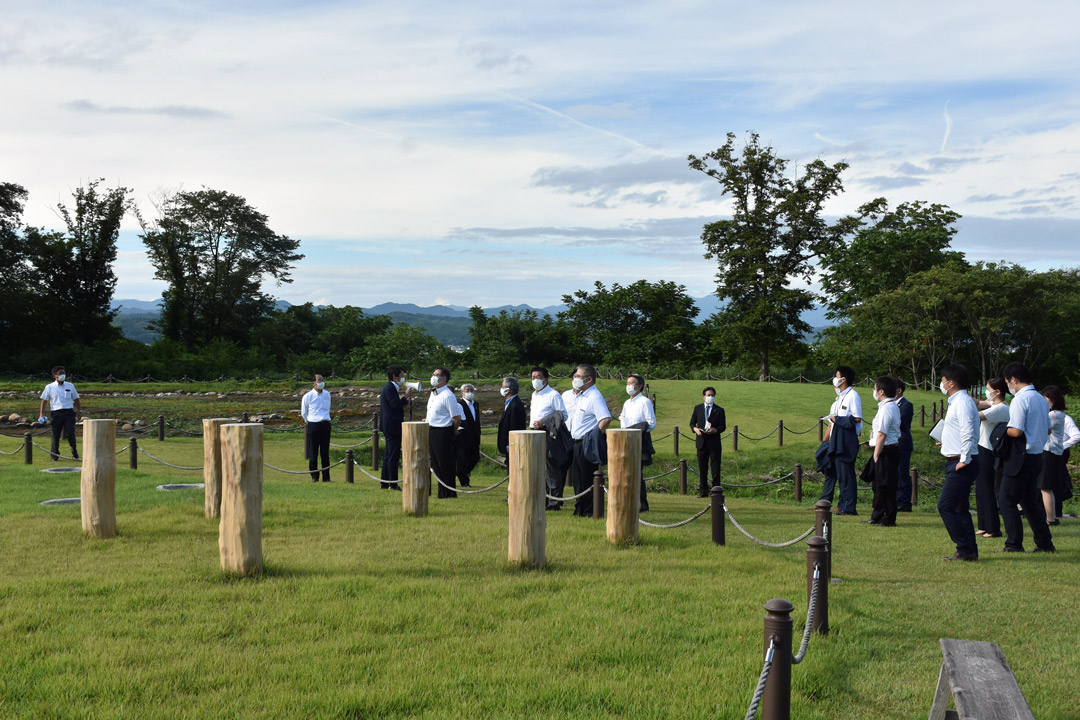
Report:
974,378,1009,538
1040,386,1069,526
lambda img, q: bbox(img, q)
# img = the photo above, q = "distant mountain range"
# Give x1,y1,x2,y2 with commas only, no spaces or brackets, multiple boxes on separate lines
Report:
110,297,832,345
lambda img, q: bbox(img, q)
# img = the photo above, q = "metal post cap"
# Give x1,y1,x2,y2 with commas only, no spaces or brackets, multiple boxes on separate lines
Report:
807,536,827,549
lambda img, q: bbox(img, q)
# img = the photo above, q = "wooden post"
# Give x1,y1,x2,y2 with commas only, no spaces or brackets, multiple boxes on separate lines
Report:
794,463,802,503
778,419,784,447
679,457,687,495
733,425,739,452
157,414,165,441
920,404,926,427
673,426,679,456
202,418,231,520
508,429,546,568
606,429,641,545
932,403,938,424
129,437,138,469
401,422,429,517
80,419,117,539
24,431,32,464
818,418,824,442
218,423,263,576
345,449,354,483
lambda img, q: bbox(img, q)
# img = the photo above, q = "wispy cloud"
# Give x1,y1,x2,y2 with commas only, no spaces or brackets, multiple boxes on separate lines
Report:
940,100,952,152
65,99,227,120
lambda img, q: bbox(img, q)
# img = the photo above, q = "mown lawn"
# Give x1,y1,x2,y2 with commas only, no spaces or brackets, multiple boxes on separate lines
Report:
1,381,1077,719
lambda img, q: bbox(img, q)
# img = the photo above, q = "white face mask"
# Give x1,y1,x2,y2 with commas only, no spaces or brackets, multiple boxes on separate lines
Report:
986,389,996,399
572,378,585,390
464,392,474,401
832,377,843,389
626,384,636,396
500,387,510,397
430,375,440,387
704,395,714,405
939,380,948,395
57,374,66,382
315,381,325,390
531,378,544,391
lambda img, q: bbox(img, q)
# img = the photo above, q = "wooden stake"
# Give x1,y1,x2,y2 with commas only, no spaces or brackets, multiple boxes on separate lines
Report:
218,423,263,576
402,422,429,517
80,419,117,539
508,429,546,568
202,418,232,519
606,428,641,545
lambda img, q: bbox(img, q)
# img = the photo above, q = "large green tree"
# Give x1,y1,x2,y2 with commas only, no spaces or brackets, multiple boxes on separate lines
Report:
467,306,575,371
819,198,964,318
0,182,35,347
140,189,303,347
689,133,855,380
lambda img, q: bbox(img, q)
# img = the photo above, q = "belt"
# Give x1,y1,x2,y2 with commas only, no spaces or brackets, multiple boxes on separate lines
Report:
574,439,584,444
944,455,960,461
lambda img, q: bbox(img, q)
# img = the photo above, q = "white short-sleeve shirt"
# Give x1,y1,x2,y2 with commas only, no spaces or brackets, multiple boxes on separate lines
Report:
530,384,567,425
567,385,610,440
619,393,656,431
871,398,900,446
426,385,463,428
41,381,79,411
978,402,1010,450
830,386,863,436
301,389,332,422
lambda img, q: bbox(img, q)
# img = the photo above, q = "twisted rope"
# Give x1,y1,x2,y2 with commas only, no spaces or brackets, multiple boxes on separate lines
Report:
136,446,202,470
638,504,711,528
478,449,508,467
0,439,26,455
546,485,595,502
643,466,681,481
744,638,776,720
353,461,400,484
785,422,820,435
432,472,510,494
723,505,816,548
264,457,349,475
678,431,697,441
739,426,780,441
115,445,128,455
30,440,80,462
721,473,792,489
792,564,820,665
651,430,674,442
329,437,372,448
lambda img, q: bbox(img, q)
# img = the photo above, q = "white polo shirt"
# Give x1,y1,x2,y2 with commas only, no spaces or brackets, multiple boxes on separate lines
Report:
830,386,863,436
619,393,656,431
300,388,332,423
940,390,979,464
565,385,610,440
426,385,462,428
41,381,79,411
870,398,900,446
530,384,567,425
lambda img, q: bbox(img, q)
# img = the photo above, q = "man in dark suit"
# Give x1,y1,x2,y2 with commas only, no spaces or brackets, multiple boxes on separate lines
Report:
379,365,414,490
690,386,727,497
497,377,527,457
456,383,481,487
895,378,914,511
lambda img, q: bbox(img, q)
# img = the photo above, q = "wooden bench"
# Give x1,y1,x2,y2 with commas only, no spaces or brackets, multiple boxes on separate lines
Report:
928,639,1035,720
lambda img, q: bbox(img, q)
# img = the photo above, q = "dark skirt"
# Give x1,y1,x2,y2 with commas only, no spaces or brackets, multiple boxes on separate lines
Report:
1038,452,1065,491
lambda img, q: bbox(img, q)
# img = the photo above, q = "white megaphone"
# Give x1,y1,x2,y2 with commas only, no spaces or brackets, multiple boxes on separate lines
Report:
406,381,422,392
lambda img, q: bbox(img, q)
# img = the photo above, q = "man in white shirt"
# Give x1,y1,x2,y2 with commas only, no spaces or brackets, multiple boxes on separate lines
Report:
866,376,901,527
301,374,332,482
530,366,570,510
426,366,463,498
38,365,82,461
936,364,981,561
999,361,1054,553
565,364,611,517
820,365,863,515
620,373,656,512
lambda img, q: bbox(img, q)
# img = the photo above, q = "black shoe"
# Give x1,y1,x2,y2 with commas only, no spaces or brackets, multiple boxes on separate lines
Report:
879,522,896,527
546,504,561,511
322,479,331,482
861,520,879,524
836,511,858,516
391,485,402,491
312,478,319,483
943,552,978,561
997,546,1025,553
1047,520,1060,526
897,507,912,512
71,453,80,460
1033,546,1056,553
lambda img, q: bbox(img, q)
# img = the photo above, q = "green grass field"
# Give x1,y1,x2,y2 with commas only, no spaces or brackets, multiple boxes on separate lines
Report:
2,381,1078,719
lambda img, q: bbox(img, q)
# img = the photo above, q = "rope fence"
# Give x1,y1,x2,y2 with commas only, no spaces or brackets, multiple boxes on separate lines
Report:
724,505,816,548
638,504,711,529
744,638,776,720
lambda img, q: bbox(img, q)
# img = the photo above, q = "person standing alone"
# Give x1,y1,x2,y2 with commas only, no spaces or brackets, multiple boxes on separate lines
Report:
689,387,726,497
301,374,332,482
38,365,81,461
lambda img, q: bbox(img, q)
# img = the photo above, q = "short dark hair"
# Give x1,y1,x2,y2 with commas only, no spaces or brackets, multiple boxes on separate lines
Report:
836,366,856,387
387,365,405,381
575,364,596,381
435,366,451,382
988,377,1008,397
313,373,324,382
875,375,897,399
703,386,716,396
628,374,644,388
530,366,549,379
1001,362,1033,385
895,378,907,393
51,366,65,376
502,376,519,395
942,364,970,390
1043,385,1066,412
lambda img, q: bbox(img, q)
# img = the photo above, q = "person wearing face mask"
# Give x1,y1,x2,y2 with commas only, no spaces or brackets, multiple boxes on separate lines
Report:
379,365,415,490
998,362,1054,553
619,374,656,512
690,387,726,498
819,366,863,515
864,376,901,526
894,379,915,512
530,366,571,511
973,377,1009,537
563,364,611,517
1039,386,1070,526
496,377,527,458
426,367,463,498
301,374,333,482
936,364,981,560
455,384,481,488
38,365,81,461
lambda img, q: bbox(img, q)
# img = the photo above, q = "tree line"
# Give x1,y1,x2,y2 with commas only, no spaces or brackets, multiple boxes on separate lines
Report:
4,134,1078,389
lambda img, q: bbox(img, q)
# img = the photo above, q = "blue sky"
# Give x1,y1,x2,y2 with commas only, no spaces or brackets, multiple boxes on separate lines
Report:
4,0,1079,309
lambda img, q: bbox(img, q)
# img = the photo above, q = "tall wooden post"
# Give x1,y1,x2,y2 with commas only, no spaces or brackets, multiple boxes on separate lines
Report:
80,419,117,539
202,418,231,519
508,430,546,568
402,422,429,517
673,426,679,456
157,414,165,441
218,423,263,576
920,404,926,427
606,429,641,545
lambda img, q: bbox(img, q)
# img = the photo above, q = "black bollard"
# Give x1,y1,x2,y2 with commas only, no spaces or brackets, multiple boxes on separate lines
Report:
818,418,824,442
794,463,802,503
158,414,165,442
242,411,249,423
711,485,725,545
679,457,687,495
345,449,354,483
761,598,794,720
733,425,739,452
129,437,138,470
372,425,380,471
592,466,604,520
807,536,829,636
24,432,32,465
920,404,926,427
778,419,784,447
813,499,832,579
931,403,938,424
673,426,679,456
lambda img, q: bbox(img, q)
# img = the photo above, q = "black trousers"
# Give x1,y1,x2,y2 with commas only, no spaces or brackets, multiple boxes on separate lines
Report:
696,441,722,494
975,446,1001,535
50,409,78,460
639,464,650,511
430,426,457,498
570,441,596,517
381,432,401,488
869,445,899,525
939,457,980,557
305,420,331,481
999,453,1054,551
456,440,478,487
546,455,572,509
